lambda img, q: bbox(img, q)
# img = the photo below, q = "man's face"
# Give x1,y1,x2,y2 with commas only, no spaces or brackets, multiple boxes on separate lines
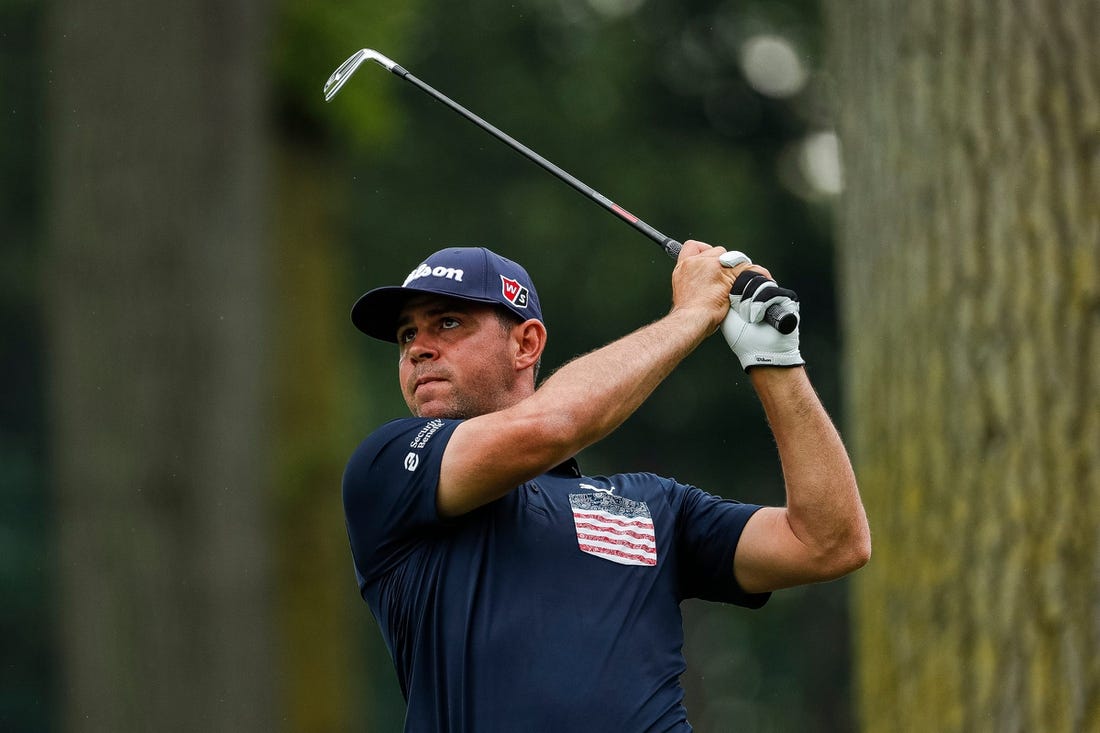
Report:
395,294,520,419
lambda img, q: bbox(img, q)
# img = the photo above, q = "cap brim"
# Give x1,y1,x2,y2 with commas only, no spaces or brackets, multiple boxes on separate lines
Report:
351,287,418,342
351,285,513,342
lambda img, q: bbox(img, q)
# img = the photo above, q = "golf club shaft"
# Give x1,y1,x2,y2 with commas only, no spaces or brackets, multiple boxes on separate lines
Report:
324,50,798,334
400,72,683,255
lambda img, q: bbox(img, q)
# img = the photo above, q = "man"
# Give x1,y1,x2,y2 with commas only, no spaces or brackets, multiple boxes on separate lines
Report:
342,242,870,731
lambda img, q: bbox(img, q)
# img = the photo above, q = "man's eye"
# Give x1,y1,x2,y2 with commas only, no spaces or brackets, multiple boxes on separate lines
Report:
398,329,416,344
441,317,459,329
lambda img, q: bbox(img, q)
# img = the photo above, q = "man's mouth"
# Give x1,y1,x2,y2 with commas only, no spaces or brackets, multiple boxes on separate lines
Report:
414,376,446,391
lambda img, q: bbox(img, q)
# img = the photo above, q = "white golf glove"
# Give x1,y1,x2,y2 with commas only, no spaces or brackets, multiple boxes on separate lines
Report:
719,255,805,371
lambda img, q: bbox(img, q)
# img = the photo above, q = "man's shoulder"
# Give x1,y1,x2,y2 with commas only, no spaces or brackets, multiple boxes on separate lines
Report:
355,416,458,455
344,417,462,487
367,415,450,439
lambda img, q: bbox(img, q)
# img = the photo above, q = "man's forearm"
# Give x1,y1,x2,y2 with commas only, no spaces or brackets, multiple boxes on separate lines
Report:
439,244,743,518
438,308,714,518
529,306,711,450
750,367,871,574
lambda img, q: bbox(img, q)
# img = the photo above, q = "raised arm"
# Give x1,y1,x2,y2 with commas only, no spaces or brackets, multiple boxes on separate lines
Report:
733,367,871,593
437,241,738,517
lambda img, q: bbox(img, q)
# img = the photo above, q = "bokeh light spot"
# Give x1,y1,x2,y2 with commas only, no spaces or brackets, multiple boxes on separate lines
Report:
739,34,807,98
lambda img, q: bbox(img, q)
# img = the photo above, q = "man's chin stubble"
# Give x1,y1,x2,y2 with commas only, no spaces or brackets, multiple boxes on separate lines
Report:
414,401,481,421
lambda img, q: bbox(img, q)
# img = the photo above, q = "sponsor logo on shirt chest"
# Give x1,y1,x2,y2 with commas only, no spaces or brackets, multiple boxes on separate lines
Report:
404,419,444,472
410,419,444,449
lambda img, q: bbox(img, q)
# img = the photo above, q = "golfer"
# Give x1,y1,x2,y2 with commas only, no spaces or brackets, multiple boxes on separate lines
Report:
342,241,870,731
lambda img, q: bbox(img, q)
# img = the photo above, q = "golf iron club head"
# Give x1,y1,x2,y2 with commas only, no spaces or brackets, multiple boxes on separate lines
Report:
324,49,401,101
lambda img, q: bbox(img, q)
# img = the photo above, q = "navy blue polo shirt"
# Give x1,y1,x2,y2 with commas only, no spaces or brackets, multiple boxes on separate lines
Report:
343,417,769,732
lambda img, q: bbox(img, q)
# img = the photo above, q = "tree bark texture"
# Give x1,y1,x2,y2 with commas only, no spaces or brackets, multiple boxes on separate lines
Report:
45,1,276,730
826,1,1099,731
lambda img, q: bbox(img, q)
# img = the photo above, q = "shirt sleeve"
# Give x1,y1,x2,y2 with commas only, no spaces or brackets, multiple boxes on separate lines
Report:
672,481,771,608
342,417,462,590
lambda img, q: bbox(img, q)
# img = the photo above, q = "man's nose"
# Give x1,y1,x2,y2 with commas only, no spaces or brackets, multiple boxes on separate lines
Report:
407,333,439,362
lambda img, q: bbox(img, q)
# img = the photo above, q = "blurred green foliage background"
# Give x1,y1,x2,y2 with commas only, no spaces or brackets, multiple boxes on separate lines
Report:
2,0,856,730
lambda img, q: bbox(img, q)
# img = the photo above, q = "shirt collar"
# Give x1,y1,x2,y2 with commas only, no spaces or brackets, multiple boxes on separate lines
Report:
548,457,581,478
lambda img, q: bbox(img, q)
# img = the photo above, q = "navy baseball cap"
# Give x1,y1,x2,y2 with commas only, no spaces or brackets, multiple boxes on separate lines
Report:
352,247,544,342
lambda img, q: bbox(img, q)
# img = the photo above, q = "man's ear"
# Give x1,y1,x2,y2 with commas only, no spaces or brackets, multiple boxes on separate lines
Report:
513,319,547,371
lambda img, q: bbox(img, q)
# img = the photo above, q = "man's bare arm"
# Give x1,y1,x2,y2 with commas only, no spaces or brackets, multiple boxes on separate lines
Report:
733,367,871,592
438,242,737,517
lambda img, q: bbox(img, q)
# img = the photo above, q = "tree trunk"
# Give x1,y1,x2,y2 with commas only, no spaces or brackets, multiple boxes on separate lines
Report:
270,143,365,732
44,1,276,730
826,1,1100,730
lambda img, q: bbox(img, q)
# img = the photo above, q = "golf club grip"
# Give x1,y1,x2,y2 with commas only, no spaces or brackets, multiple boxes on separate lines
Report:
762,300,799,335
664,239,799,335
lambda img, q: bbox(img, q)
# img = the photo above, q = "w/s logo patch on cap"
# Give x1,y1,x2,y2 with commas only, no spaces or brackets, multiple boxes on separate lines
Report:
500,275,529,308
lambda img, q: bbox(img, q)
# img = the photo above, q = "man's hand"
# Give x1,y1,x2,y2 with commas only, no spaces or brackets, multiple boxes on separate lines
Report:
720,264,804,371
670,240,745,334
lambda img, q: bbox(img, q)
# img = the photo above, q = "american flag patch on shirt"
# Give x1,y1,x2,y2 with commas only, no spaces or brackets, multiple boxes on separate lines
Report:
569,492,657,567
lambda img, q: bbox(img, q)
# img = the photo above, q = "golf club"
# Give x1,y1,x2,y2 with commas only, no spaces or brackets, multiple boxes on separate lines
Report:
323,48,799,334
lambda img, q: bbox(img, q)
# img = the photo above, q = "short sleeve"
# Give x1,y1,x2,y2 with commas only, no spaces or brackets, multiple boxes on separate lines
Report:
342,417,462,590
673,482,770,608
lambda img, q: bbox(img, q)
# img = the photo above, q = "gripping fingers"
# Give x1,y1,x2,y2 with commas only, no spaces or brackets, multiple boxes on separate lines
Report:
717,250,798,332
729,270,799,324
719,250,752,269
711,247,799,333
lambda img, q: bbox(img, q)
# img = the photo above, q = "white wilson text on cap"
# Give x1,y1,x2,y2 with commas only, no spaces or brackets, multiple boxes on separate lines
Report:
403,264,464,287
